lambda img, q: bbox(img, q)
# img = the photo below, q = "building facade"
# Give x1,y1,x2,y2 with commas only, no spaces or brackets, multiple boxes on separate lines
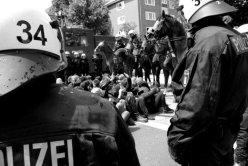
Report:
106,0,180,37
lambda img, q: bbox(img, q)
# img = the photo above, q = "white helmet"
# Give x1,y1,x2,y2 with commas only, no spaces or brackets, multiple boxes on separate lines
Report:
179,0,237,23
74,51,80,58
147,27,154,35
81,53,86,59
115,33,123,41
128,30,136,35
0,5,67,95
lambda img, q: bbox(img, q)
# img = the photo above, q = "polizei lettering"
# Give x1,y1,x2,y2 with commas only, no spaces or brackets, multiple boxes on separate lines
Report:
0,139,74,166
230,35,248,55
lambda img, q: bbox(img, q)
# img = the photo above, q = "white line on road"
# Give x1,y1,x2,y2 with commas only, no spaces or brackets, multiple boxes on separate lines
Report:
136,121,169,131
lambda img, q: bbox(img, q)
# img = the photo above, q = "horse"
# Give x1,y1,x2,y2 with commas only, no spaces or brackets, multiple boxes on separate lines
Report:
114,47,136,77
149,11,189,100
150,10,188,65
140,36,154,82
94,41,121,75
141,33,174,87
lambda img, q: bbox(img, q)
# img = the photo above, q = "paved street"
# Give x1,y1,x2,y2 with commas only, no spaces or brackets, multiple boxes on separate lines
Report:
129,73,180,166
130,91,179,166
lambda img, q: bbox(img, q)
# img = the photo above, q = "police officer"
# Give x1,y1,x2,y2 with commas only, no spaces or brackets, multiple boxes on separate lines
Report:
126,30,138,54
167,0,248,165
127,30,142,77
81,53,89,76
73,51,83,76
113,33,126,74
113,33,126,52
0,5,140,166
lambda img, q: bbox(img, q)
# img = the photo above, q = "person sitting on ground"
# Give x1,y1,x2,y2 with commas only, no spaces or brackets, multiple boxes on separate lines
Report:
136,79,174,121
119,75,148,123
67,74,81,88
80,78,93,92
91,79,104,97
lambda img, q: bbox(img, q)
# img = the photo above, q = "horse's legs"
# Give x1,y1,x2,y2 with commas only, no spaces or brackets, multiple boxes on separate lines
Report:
144,68,151,83
155,66,161,87
163,67,170,88
137,66,143,78
152,62,158,83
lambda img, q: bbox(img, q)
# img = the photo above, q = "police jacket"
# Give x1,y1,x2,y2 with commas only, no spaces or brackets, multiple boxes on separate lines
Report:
0,75,140,166
167,24,248,164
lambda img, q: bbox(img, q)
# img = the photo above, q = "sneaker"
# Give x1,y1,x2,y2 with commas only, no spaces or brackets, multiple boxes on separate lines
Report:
163,107,174,114
136,115,148,123
147,116,155,120
127,118,136,126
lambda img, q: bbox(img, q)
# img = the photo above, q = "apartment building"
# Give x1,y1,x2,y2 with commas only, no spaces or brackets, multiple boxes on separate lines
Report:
106,0,180,37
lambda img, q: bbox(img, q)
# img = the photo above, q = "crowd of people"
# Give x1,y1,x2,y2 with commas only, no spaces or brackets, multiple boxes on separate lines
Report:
2,0,248,165
56,71,174,126
54,28,175,126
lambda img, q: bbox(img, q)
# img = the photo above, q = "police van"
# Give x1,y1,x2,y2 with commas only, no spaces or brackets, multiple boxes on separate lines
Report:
63,28,117,74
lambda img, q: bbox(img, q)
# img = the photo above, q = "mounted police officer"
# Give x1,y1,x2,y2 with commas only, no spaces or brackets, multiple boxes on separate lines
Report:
0,4,140,166
113,33,126,74
113,33,126,52
167,0,248,165
127,30,143,77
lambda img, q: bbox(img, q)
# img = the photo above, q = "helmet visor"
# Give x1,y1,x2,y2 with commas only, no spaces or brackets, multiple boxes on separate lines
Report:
0,51,59,96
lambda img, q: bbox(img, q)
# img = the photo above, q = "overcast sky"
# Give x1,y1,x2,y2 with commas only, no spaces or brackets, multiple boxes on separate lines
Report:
2,0,52,11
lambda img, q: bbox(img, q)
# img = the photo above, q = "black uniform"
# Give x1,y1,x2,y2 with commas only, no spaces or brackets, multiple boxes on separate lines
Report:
168,22,248,165
113,39,126,74
0,75,140,166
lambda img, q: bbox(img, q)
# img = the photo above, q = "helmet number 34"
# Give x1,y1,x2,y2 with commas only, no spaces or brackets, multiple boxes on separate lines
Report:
16,20,47,46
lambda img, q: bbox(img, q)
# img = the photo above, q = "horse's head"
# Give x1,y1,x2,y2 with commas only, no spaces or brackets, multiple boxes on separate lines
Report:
150,11,186,40
94,41,113,57
141,35,155,55
150,11,188,64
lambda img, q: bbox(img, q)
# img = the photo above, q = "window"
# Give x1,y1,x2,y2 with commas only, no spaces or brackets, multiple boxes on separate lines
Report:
116,1,125,11
161,0,167,4
117,15,126,25
145,0,155,6
168,0,175,9
161,0,168,8
145,12,156,21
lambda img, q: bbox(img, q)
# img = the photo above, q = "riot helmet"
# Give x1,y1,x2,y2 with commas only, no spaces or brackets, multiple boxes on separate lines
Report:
81,53,86,59
179,0,237,23
0,5,67,95
128,30,137,39
115,33,122,41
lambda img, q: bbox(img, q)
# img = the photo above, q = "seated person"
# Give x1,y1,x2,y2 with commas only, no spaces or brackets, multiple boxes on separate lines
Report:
67,74,81,88
80,79,93,91
136,80,174,120
91,79,104,97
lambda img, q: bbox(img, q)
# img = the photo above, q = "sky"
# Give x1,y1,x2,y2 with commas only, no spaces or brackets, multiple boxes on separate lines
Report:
2,0,52,11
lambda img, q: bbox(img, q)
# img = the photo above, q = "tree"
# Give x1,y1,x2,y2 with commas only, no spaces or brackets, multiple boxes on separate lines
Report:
224,0,248,25
47,0,111,35
119,22,137,35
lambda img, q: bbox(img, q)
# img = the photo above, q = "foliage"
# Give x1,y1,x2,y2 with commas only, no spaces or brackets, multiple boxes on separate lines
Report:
224,0,248,25
47,0,111,35
119,22,137,35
